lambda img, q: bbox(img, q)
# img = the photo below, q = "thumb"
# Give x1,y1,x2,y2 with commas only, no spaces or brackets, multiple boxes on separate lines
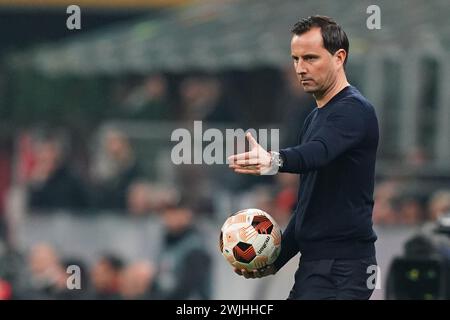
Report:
246,132,259,149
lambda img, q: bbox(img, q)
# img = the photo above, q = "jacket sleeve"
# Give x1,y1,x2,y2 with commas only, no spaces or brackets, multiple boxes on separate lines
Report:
273,212,300,272
279,100,366,174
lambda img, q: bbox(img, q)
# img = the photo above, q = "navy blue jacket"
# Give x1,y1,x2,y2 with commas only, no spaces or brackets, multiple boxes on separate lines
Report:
275,85,379,268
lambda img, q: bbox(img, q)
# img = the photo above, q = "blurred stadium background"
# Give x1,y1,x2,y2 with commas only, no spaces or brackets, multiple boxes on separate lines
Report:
0,0,449,300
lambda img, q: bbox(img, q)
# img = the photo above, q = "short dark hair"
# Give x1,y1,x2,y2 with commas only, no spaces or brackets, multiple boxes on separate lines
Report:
101,254,125,271
291,15,349,65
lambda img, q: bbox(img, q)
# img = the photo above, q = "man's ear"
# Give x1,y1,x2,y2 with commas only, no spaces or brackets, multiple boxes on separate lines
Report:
334,49,347,67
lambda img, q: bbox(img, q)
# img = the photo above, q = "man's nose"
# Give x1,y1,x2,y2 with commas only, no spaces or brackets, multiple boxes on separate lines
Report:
295,60,307,75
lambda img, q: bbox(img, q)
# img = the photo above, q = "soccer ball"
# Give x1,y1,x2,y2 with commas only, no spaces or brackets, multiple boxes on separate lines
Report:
219,208,282,271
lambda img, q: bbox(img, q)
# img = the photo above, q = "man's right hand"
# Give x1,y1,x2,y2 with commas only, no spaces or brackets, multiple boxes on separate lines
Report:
234,264,276,279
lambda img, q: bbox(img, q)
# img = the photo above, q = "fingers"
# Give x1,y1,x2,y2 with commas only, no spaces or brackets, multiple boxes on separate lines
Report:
236,268,265,279
227,133,260,163
252,266,272,278
246,132,259,149
253,269,263,278
234,158,260,166
232,167,261,175
229,164,260,175
234,268,252,279
228,151,253,163
241,270,251,279
241,269,256,279
229,163,261,170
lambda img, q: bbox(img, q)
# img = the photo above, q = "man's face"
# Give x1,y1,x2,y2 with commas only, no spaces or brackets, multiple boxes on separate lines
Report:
91,260,116,291
162,207,192,234
291,27,343,96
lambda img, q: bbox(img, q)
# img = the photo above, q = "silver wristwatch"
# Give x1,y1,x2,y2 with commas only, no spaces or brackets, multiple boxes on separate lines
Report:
261,151,282,175
271,151,283,169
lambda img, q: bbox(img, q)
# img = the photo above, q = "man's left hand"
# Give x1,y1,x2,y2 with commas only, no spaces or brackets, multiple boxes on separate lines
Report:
228,132,273,175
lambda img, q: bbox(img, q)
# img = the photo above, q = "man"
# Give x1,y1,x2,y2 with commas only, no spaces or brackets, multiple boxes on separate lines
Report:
228,15,379,300
90,254,124,299
152,199,212,299
28,136,88,211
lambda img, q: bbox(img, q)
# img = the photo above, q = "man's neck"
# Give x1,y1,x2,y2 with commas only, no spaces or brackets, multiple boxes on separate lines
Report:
315,74,350,108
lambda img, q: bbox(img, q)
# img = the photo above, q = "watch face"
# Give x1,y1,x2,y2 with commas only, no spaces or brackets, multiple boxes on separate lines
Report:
271,152,282,167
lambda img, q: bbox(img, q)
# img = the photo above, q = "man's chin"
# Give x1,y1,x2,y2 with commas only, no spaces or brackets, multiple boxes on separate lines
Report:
302,86,316,93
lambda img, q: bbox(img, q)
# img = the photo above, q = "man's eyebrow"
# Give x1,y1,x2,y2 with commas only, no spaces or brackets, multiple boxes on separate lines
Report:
291,53,319,59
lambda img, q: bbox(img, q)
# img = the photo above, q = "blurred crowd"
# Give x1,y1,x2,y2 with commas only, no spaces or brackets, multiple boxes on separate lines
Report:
16,128,179,214
0,198,212,300
373,180,450,226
